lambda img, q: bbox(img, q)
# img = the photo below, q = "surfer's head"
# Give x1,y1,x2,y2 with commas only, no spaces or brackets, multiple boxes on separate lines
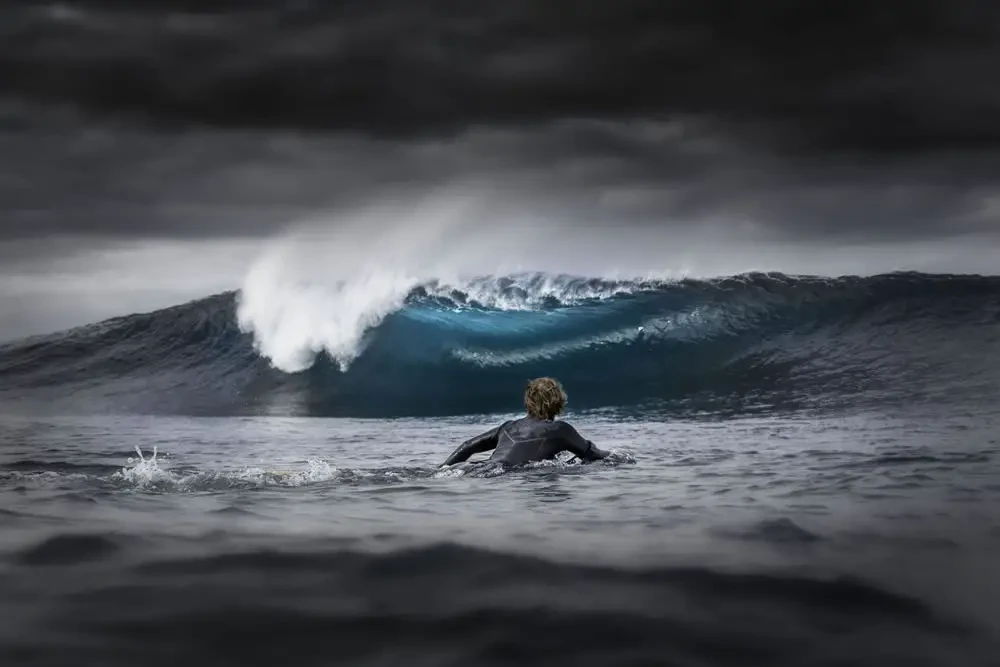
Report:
524,377,567,420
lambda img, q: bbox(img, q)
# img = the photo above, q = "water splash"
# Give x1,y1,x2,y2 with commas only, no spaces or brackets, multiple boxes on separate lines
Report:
114,445,167,489
112,447,340,491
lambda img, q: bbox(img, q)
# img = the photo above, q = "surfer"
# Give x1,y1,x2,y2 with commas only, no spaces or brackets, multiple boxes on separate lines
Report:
441,377,609,467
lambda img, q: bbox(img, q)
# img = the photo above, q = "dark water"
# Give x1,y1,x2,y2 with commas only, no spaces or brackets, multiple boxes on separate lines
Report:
2,272,1000,666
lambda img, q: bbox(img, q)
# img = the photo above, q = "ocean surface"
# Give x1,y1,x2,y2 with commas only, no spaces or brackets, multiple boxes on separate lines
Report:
2,272,1000,666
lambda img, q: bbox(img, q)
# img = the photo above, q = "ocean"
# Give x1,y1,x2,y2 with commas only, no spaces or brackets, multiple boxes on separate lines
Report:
1,271,999,666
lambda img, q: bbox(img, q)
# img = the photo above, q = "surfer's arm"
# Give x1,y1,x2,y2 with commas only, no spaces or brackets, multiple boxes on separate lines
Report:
560,423,609,462
441,426,501,466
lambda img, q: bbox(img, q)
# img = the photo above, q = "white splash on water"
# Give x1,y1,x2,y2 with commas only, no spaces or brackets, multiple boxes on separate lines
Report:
114,446,340,490
115,445,169,489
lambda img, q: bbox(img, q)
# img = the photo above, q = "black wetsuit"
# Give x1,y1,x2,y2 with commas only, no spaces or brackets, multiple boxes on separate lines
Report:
442,416,609,467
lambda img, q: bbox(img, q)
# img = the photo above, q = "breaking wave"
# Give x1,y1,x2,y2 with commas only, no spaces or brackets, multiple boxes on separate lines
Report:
0,271,998,418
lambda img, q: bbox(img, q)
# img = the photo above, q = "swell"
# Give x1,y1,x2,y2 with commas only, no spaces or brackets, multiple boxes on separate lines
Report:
0,272,998,418
4,538,993,667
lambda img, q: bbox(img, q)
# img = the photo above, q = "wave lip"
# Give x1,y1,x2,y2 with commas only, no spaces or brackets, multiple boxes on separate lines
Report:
1,271,998,418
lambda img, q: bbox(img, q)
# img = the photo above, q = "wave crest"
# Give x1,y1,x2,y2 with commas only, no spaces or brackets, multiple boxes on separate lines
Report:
2,271,998,418
237,269,676,373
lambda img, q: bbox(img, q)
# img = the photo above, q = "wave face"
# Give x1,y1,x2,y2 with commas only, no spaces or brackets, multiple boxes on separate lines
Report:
1,272,998,418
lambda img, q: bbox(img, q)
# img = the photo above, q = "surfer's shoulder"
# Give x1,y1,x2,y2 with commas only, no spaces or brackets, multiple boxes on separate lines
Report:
554,418,579,433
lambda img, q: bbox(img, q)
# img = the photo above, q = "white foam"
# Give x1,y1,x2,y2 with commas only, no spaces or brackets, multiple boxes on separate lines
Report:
420,274,663,311
113,446,340,490
235,197,480,373
449,306,736,366
236,244,420,372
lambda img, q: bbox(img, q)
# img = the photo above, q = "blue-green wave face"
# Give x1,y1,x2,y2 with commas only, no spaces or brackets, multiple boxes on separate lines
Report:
1,272,998,418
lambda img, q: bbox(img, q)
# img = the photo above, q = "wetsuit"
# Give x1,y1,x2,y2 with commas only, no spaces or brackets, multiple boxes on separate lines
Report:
442,416,609,467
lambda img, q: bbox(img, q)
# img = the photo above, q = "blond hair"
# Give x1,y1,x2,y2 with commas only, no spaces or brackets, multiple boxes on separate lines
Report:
524,377,567,420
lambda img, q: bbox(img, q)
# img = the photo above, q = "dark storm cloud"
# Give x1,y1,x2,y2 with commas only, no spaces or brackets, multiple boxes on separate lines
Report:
3,1,999,340
1,0,1000,265
3,0,1000,154
2,117,998,252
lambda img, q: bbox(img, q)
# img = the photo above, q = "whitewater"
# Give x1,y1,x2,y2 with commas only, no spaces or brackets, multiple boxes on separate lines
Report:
2,216,1000,666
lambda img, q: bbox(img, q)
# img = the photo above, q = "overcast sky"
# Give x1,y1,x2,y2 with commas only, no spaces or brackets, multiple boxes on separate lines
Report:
2,0,1000,339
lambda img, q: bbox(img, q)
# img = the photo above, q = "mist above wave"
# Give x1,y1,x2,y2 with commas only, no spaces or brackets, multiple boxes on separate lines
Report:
233,196,681,373
238,269,671,373
232,190,1000,375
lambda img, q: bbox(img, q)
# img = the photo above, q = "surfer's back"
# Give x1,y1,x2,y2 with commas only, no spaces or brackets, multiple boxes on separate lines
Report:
440,377,609,467
489,416,604,465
